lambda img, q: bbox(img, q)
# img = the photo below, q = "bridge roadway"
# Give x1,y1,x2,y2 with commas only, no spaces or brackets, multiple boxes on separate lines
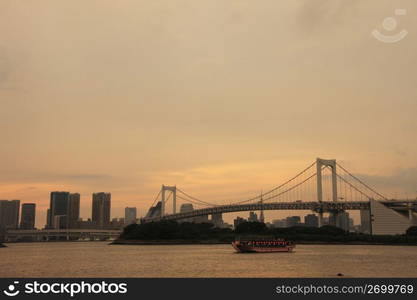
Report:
144,201,371,222
144,200,417,222
4,229,122,242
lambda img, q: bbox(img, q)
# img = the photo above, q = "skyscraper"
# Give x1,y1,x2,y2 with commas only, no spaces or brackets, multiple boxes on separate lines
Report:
68,193,80,228
0,200,20,230
336,211,350,232
248,211,258,222
286,216,301,227
180,203,193,213
304,214,319,227
234,216,246,228
360,209,371,234
125,207,137,225
211,213,224,227
272,219,287,228
92,193,111,228
46,209,51,229
20,203,36,229
48,192,70,229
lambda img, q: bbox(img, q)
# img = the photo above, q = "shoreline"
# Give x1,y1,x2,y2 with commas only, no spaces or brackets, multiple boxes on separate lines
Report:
2,240,416,246
110,239,417,246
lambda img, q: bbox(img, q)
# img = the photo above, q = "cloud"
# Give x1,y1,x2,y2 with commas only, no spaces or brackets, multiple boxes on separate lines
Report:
57,174,113,181
297,0,358,32
0,48,12,88
352,168,417,198
0,172,115,186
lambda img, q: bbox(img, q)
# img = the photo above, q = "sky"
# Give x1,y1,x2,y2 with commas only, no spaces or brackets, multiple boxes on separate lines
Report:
1,0,417,228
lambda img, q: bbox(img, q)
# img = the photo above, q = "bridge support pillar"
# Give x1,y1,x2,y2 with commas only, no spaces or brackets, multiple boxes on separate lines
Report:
318,212,324,227
161,185,165,217
316,158,337,202
408,203,414,221
329,212,337,227
161,185,177,217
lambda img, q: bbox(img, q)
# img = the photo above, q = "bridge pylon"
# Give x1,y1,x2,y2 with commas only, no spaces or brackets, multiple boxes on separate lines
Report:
161,185,177,217
316,158,338,226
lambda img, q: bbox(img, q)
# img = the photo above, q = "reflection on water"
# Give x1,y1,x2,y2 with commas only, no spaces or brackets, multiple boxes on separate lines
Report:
0,242,416,277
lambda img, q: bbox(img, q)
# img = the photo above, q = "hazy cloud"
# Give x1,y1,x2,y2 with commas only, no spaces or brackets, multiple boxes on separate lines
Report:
58,174,113,181
354,168,417,198
0,48,12,88
297,0,358,32
0,172,115,186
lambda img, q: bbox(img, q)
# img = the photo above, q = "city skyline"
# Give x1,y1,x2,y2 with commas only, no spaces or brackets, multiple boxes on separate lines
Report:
1,192,358,232
2,163,416,229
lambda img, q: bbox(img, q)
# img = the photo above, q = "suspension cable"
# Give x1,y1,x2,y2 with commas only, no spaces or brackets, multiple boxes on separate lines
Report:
232,161,317,204
164,191,173,204
150,188,162,207
336,162,387,200
336,173,372,200
176,188,218,206
176,194,213,207
263,172,318,202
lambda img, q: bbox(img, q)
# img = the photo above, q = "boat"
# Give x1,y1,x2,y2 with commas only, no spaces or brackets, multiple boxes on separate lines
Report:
232,238,295,253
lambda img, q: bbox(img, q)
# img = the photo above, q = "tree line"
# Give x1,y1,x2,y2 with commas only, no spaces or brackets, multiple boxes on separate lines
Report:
119,220,417,244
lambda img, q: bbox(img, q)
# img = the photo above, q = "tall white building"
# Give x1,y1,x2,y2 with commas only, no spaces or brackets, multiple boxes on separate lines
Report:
124,207,137,225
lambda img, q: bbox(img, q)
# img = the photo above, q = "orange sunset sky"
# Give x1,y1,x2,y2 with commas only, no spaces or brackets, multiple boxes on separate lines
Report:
1,1,417,228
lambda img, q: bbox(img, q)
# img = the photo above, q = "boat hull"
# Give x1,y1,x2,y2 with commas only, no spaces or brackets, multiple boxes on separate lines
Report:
232,241,294,253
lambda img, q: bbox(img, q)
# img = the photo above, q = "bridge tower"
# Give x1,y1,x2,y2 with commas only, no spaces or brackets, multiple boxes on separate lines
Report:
161,185,177,217
316,158,338,226
259,191,265,223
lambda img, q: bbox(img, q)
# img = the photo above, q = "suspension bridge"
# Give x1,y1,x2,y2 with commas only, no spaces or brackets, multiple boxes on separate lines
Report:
143,158,417,232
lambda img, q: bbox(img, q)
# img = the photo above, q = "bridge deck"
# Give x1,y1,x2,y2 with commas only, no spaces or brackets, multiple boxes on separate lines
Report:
144,201,372,222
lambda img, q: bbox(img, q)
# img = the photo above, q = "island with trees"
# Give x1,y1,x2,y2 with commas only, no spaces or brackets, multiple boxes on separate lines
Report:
112,220,417,245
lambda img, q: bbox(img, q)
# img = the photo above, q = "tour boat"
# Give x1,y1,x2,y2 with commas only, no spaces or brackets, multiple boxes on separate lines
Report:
231,239,295,253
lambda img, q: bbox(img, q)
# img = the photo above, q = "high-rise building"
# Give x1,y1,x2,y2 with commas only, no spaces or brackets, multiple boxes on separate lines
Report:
0,200,20,230
286,216,301,227
234,216,246,228
178,203,207,223
349,218,354,231
46,209,51,229
259,209,265,223
53,215,67,230
178,203,195,223
360,209,371,234
145,201,162,218
20,203,36,229
335,211,350,231
49,191,70,229
272,219,287,228
304,214,319,227
180,203,193,213
125,207,137,225
211,213,224,227
248,211,258,222
92,192,111,228
68,193,80,228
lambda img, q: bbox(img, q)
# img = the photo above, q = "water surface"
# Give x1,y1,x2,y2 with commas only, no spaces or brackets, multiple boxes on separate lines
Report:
1,242,416,277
